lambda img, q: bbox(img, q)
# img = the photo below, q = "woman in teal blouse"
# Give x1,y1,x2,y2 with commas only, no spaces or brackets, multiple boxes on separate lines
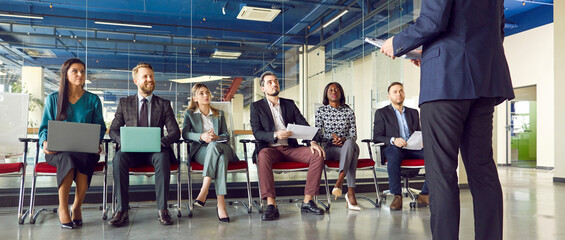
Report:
182,83,237,222
38,58,106,229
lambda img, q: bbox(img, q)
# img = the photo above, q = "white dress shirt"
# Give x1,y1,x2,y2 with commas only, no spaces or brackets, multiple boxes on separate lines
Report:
194,108,214,133
137,93,153,126
267,99,288,146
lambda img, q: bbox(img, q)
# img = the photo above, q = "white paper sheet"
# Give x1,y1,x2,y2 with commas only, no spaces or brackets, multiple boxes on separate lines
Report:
404,131,423,150
286,124,319,140
364,37,422,59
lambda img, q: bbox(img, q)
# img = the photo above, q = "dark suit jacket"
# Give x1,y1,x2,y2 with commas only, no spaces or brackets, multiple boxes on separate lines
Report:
109,94,180,162
250,98,310,154
373,104,421,147
182,109,234,161
392,0,514,105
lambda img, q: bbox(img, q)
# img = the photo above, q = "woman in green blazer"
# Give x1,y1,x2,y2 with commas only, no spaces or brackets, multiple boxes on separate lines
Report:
182,83,238,222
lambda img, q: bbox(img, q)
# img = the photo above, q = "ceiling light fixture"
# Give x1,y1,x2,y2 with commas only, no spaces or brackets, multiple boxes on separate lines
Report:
322,9,349,28
170,75,231,84
0,13,44,20
94,21,152,29
89,90,104,95
211,50,242,60
103,100,115,104
110,69,131,73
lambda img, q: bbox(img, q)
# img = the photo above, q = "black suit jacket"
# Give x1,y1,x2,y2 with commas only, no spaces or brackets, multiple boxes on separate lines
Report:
373,104,421,147
250,98,310,155
109,94,181,162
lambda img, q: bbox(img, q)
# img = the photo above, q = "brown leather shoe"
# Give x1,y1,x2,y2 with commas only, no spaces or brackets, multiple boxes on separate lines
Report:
158,209,174,225
108,211,129,227
417,194,429,206
390,195,403,211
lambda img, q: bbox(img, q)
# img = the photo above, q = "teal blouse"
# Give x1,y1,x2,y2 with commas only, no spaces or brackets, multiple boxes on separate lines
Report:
38,91,107,148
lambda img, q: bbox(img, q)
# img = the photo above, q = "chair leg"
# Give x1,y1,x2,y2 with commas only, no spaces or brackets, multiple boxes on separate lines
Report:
318,167,331,211
254,167,264,213
28,169,38,224
373,167,383,207
404,177,417,209
187,168,193,218
102,169,108,220
245,168,253,213
176,171,182,217
17,171,27,224
111,175,116,215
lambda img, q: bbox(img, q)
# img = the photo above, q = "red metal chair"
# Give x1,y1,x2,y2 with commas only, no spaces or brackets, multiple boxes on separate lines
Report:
186,140,253,217
110,140,183,217
3,138,37,224
373,141,426,209
28,139,110,224
240,139,331,213
323,139,383,208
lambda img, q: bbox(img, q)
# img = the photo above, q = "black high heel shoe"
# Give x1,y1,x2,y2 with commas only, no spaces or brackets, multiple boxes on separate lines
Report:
60,222,74,229
216,207,230,223
70,211,83,226
194,199,206,207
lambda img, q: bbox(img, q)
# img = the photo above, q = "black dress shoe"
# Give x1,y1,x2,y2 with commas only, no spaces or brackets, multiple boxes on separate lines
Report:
301,200,325,215
60,222,73,229
158,209,174,225
194,200,206,207
108,211,129,227
261,204,280,221
216,207,230,223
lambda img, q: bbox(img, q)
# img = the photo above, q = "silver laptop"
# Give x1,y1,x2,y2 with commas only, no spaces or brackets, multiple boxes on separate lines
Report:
47,121,101,153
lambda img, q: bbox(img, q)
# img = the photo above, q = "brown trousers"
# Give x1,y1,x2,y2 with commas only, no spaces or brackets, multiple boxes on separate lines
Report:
257,145,324,199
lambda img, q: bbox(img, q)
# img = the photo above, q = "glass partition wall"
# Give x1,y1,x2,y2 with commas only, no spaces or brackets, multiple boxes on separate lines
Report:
0,0,420,188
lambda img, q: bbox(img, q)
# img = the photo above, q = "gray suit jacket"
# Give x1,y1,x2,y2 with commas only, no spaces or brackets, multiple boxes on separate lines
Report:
182,109,236,162
109,94,180,161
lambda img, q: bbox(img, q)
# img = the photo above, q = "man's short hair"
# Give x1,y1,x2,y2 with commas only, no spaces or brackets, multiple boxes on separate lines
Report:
132,63,154,79
260,71,276,87
387,82,404,93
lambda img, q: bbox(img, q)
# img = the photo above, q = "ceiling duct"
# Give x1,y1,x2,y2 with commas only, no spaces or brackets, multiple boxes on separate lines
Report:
236,5,281,22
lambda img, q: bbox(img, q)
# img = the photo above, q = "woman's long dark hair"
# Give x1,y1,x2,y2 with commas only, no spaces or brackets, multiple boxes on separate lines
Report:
322,82,348,107
56,58,85,121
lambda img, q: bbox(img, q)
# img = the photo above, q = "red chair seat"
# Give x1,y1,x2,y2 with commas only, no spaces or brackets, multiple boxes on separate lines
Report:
190,161,248,171
272,161,310,170
401,159,425,167
325,158,375,169
36,162,106,173
130,163,179,173
0,162,24,174
35,162,57,173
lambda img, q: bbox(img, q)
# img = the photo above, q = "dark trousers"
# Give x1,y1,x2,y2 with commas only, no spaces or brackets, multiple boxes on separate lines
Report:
113,150,171,211
383,146,429,195
257,146,324,199
420,98,503,240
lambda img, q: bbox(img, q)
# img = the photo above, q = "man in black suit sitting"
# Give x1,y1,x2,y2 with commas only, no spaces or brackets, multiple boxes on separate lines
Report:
108,63,180,227
373,82,429,210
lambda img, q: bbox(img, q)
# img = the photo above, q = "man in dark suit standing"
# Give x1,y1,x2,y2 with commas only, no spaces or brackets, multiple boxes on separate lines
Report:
380,0,514,239
250,71,326,221
373,82,429,211
108,63,180,227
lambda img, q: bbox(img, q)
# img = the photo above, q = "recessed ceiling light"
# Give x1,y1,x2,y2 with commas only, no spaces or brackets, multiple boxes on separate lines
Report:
0,13,44,20
170,75,231,84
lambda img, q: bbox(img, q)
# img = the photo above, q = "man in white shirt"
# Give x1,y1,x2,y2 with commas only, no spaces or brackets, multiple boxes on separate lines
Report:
250,71,326,221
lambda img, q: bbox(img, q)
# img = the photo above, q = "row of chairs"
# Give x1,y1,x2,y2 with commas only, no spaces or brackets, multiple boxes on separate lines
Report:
1,137,425,224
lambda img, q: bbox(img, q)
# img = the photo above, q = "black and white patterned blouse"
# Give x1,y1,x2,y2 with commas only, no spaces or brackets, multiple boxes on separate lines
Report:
315,104,357,144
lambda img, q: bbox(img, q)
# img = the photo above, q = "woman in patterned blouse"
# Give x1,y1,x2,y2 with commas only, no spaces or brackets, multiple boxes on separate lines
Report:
315,82,360,210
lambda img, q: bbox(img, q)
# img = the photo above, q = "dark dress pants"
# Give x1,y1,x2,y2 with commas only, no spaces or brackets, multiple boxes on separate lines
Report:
113,149,171,211
420,98,503,240
383,146,429,195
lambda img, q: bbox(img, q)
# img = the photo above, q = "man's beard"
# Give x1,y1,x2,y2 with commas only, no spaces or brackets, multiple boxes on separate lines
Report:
267,90,280,96
140,83,155,94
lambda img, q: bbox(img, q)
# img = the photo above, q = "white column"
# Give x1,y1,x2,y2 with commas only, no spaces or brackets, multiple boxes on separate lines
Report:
231,94,243,130
21,66,44,130
554,2,565,181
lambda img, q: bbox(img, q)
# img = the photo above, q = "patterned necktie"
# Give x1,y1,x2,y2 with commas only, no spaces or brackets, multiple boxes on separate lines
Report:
139,98,148,127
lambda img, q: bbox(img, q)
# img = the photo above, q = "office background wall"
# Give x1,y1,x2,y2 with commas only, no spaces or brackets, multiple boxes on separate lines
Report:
499,23,555,168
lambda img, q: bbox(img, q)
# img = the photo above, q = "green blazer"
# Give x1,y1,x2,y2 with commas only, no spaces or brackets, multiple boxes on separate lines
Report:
182,109,236,161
